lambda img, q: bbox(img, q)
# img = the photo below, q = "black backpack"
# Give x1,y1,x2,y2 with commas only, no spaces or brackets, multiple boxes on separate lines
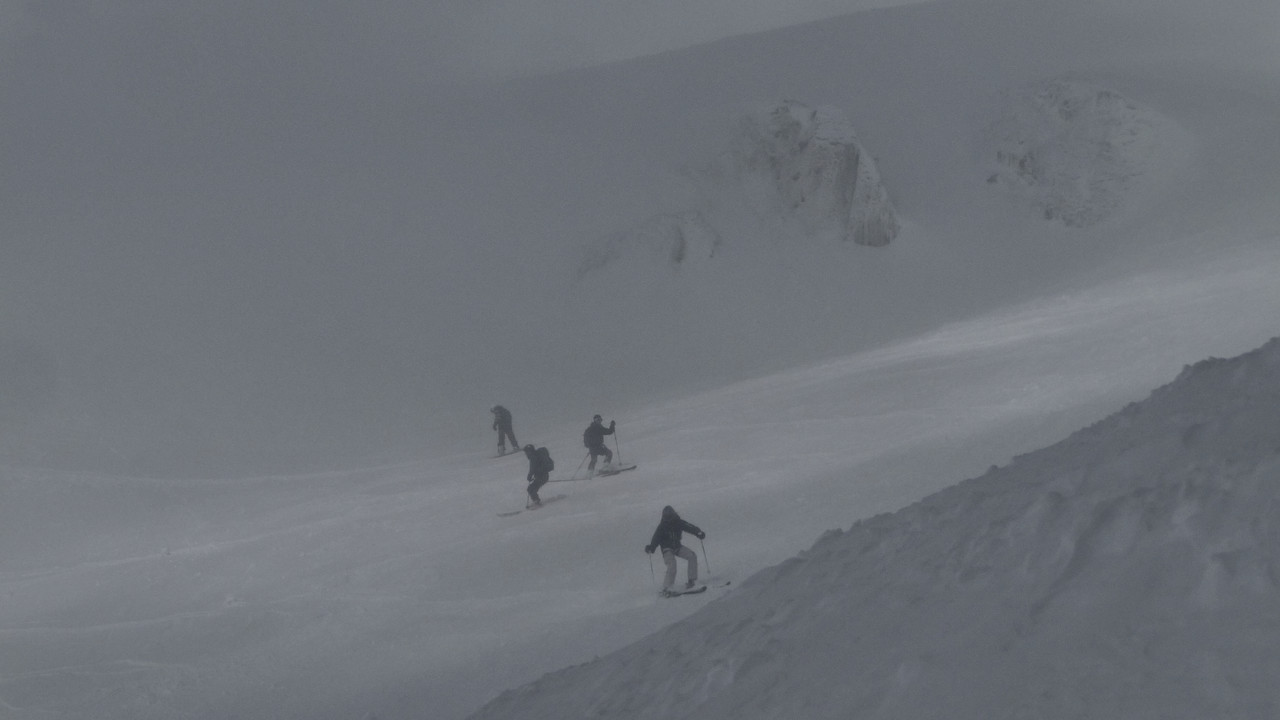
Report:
536,446,554,472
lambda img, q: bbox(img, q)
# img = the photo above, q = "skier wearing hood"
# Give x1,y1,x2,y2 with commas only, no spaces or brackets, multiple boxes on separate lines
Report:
491,405,518,455
522,444,553,506
644,505,705,593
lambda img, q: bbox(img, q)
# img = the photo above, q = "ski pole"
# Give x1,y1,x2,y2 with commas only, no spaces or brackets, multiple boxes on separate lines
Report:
614,428,622,465
700,537,712,576
571,451,589,481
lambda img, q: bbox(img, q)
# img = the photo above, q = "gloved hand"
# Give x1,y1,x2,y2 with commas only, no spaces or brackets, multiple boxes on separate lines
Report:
610,420,616,429
696,531,706,540
644,544,655,554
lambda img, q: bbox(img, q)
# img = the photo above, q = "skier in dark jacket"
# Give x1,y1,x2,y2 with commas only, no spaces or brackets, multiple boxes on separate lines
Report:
522,444,552,506
491,405,518,455
582,414,615,475
644,505,705,593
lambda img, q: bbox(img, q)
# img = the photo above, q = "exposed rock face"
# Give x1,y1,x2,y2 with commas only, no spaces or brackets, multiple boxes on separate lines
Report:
731,102,899,247
983,78,1189,227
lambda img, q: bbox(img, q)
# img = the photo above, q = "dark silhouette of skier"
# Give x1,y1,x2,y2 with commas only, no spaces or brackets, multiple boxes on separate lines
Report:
644,505,705,594
491,405,518,455
522,444,553,506
582,414,615,476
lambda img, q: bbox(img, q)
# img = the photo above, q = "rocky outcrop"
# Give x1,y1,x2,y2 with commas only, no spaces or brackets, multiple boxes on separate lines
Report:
578,101,898,278
982,78,1189,227
729,102,899,247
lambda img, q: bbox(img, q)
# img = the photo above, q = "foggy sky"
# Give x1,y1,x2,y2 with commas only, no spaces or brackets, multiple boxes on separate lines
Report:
0,0,926,478
3,0,1275,478
3,1,923,83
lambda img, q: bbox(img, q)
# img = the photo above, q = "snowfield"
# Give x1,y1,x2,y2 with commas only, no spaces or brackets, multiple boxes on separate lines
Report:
2,0,1280,718
471,337,1280,720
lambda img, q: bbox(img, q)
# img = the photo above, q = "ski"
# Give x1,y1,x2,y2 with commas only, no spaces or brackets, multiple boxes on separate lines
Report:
595,464,637,477
497,493,567,517
548,464,637,482
660,585,707,598
658,579,730,597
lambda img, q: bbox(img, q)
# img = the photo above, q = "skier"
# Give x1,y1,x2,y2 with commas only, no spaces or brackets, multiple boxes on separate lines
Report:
582,414,615,476
522,444,553,506
491,405,518,455
644,505,706,594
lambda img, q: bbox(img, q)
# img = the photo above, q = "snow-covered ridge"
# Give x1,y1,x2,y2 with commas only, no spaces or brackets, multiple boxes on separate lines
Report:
469,337,1280,719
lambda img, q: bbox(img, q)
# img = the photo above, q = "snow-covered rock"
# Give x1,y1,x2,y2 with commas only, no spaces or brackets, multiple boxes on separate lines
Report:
982,78,1191,227
727,102,899,247
468,336,1280,720
579,101,897,277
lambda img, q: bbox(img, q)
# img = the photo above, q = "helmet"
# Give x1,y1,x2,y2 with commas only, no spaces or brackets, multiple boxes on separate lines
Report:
592,414,602,422
661,505,677,521
523,444,535,452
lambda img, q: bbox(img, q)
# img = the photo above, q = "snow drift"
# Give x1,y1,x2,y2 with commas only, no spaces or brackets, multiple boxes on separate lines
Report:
469,337,1280,719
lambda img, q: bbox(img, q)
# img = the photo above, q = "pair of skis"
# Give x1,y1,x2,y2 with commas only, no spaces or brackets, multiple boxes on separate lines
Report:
660,580,731,598
550,463,638,482
496,493,567,517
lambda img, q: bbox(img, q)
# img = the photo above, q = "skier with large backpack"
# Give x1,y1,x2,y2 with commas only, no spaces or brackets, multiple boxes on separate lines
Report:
522,444,554,506
644,505,706,596
582,414,616,476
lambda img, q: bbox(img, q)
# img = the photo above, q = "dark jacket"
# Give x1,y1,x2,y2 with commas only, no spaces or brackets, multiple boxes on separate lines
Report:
492,406,513,431
582,419,615,450
647,506,703,552
524,445,552,481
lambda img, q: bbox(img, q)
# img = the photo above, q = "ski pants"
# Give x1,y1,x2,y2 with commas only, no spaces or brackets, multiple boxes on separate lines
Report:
661,546,697,588
497,423,517,451
527,472,548,503
587,445,612,470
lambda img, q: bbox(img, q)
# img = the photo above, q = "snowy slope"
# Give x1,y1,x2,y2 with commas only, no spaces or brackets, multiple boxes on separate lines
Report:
471,338,1280,720
1,0,1280,718
3,243,1279,719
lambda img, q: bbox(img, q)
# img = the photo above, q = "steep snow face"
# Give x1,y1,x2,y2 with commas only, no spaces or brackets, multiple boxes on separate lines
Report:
982,78,1193,227
469,337,1280,720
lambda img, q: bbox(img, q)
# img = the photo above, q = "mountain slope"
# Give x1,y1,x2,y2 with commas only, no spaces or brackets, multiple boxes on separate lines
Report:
470,338,1280,719
1,0,1279,718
